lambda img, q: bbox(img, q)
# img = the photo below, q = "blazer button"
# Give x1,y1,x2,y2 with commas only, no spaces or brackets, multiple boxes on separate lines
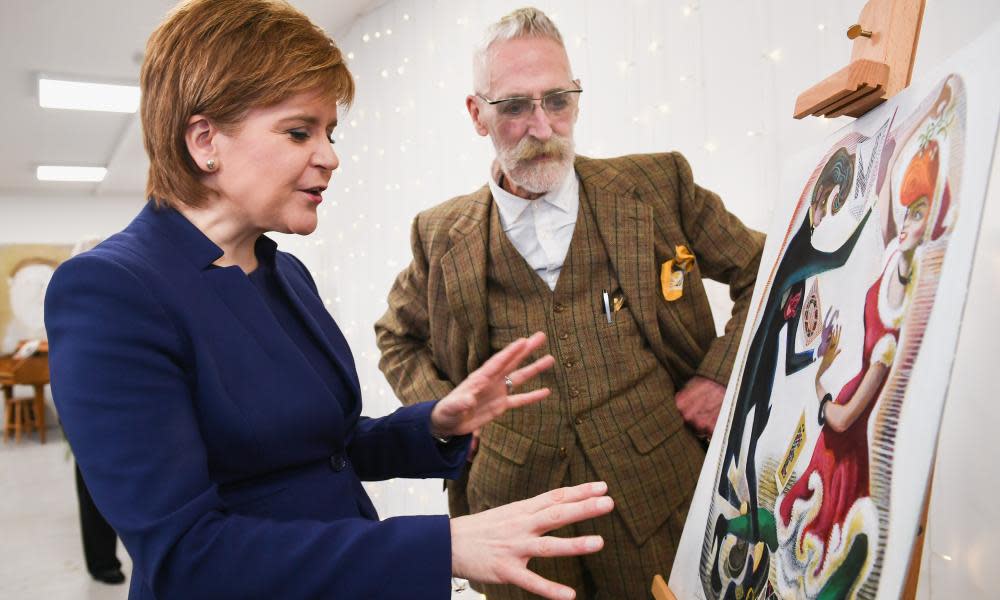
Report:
558,447,568,459
574,416,585,426
553,303,566,313
568,387,580,398
330,454,348,472
558,332,569,341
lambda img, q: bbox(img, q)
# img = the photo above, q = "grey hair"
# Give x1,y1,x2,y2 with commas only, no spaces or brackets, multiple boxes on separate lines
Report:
473,7,569,94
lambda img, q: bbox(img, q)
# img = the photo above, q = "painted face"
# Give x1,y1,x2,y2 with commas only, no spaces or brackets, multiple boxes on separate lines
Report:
808,147,855,232
474,37,578,194
210,91,339,236
897,140,940,250
899,196,930,252
809,186,832,230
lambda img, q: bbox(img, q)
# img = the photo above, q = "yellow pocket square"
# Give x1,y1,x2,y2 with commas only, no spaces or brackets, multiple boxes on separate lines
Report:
660,245,695,302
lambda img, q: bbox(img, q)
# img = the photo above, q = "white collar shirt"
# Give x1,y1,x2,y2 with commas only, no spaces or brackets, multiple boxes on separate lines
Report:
488,167,580,291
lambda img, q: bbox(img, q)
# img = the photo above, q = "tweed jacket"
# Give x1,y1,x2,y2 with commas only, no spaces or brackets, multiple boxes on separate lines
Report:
375,152,764,543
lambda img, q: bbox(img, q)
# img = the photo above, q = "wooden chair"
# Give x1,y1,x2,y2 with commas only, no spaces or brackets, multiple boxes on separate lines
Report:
1,341,50,444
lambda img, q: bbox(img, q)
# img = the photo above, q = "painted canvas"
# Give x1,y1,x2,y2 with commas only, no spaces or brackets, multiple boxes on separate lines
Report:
670,24,1000,600
0,244,72,354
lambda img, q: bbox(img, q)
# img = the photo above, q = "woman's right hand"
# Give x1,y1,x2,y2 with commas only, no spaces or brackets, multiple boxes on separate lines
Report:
450,481,615,600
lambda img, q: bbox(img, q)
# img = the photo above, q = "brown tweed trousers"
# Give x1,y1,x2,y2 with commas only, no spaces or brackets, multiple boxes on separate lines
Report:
375,152,764,592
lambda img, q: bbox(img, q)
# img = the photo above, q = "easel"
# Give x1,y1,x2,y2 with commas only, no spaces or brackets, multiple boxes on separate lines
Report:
651,1,928,597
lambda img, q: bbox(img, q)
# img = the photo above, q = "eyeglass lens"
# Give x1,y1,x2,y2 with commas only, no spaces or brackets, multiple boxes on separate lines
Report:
495,90,580,119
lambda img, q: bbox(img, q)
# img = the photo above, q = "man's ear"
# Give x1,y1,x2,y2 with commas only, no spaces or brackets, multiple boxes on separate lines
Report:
466,95,489,137
185,114,220,172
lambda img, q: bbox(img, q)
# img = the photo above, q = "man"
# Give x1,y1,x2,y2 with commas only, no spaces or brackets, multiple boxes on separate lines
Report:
76,464,126,584
375,7,764,598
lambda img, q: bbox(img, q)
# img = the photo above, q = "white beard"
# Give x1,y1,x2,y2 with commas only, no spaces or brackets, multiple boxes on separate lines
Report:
495,134,575,194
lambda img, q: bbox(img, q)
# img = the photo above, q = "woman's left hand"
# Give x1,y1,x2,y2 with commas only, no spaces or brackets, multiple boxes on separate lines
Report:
430,332,555,439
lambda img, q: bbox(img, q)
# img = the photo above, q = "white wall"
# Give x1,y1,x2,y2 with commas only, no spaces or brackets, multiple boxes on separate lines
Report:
0,194,140,244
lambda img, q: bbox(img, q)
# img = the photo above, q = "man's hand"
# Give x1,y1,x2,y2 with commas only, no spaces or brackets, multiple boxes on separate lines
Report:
675,376,726,438
431,332,555,439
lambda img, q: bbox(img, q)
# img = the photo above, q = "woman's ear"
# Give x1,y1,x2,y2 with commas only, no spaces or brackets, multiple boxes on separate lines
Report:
185,115,220,173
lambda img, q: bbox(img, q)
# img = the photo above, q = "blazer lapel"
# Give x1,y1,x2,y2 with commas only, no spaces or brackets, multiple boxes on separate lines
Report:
440,187,493,370
272,259,362,404
576,156,668,360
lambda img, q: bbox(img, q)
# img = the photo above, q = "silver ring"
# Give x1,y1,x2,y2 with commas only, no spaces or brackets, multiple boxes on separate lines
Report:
504,375,514,395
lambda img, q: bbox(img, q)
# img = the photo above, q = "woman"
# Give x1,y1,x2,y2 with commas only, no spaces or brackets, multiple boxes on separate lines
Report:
44,1,612,599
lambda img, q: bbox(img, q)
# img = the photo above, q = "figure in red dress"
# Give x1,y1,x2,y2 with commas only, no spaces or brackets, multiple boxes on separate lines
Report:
776,101,953,598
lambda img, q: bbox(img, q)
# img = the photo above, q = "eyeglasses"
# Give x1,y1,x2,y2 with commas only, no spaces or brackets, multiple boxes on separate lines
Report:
476,83,583,121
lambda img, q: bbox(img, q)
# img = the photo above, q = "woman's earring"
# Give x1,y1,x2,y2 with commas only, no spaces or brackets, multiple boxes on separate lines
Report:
206,159,217,171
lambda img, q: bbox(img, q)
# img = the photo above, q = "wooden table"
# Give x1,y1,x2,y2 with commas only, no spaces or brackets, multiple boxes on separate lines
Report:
1,345,50,443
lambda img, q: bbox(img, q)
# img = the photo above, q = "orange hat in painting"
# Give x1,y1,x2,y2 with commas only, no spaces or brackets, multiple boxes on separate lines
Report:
899,140,939,208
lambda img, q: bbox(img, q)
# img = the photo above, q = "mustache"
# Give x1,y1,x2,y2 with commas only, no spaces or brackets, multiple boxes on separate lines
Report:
512,135,570,162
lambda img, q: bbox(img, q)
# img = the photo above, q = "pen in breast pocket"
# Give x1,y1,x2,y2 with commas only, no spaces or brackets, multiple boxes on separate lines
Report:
602,289,612,323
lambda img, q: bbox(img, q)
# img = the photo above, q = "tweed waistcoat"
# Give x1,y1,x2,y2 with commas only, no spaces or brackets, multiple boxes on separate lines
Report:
472,186,701,545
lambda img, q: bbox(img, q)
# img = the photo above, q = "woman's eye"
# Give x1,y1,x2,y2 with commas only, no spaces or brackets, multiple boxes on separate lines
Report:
289,129,309,141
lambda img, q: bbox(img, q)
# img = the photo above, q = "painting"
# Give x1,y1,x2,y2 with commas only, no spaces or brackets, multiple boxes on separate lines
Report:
670,24,1000,600
0,244,72,355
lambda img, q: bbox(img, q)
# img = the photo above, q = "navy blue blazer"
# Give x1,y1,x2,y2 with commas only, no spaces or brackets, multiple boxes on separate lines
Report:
45,202,468,599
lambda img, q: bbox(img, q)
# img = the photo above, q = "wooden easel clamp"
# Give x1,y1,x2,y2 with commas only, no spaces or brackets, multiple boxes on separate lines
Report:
794,0,926,119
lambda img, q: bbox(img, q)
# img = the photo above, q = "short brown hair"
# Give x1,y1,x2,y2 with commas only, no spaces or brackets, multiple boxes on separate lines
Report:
141,0,354,208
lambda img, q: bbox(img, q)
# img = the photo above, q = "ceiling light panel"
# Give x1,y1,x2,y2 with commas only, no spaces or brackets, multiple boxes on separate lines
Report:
38,78,139,113
36,165,108,182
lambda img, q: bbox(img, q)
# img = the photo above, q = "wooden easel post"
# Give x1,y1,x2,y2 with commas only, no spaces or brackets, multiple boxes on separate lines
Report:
651,574,676,600
901,477,934,599
650,1,929,598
